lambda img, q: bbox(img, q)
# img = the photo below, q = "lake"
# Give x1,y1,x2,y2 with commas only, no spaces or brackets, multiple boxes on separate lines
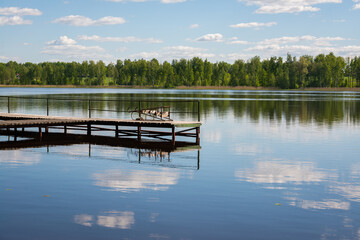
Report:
1,88,360,240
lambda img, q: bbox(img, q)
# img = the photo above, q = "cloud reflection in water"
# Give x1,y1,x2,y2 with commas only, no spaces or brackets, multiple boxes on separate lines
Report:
0,150,41,166
93,169,180,192
74,214,93,227
235,160,352,212
286,198,350,210
235,160,337,184
74,211,135,229
331,184,360,202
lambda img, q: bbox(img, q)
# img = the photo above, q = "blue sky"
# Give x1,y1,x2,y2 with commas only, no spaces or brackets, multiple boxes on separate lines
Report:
1,0,359,63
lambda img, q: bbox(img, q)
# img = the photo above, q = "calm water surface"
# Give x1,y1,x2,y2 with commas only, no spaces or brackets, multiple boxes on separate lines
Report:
1,88,360,240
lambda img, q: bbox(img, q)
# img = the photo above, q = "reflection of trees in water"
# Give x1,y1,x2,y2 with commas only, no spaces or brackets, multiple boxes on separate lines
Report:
1,92,360,125
231,100,360,126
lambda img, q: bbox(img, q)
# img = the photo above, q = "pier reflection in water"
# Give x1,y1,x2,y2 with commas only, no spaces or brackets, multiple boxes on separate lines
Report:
0,132,201,170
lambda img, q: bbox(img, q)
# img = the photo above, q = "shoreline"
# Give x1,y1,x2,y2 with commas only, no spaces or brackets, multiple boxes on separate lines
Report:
1,84,360,92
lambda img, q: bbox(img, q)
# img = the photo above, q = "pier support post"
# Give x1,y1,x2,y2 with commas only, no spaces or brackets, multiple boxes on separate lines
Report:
64,126,67,134
172,126,175,146
14,128,17,141
46,98,49,116
138,148,141,163
196,127,200,145
88,100,91,118
138,101,141,119
138,126,141,142
87,124,91,136
197,150,200,170
115,124,118,138
39,127,42,141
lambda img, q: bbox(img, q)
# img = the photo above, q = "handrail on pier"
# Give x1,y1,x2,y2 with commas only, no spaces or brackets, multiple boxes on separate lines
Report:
0,96,201,122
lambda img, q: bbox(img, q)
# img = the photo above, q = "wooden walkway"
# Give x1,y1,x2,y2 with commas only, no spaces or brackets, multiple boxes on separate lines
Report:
0,113,201,145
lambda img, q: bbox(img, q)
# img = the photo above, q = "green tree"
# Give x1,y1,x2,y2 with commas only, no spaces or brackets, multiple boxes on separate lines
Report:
147,58,160,87
203,59,212,86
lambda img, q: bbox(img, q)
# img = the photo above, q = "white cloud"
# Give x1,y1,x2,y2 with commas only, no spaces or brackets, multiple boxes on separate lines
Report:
226,35,353,58
105,0,141,2
42,45,110,59
161,0,186,3
228,40,250,45
78,35,163,43
230,21,277,28
163,45,215,58
0,55,19,62
245,44,360,58
258,35,344,45
42,36,113,60
353,3,360,9
95,16,126,25
230,34,360,59
129,51,161,59
225,53,254,61
116,47,128,52
105,0,185,3
195,33,223,42
0,7,42,16
226,37,250,45
0,7,42,26
0,16,32,26
130,45,216,60
190,23,199,29
42,44,103,54
47,35,77,45
53,15,126,26
237,0,342,14
332,19,345,22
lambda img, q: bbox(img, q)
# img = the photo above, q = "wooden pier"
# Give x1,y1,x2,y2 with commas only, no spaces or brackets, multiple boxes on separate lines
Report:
0,113,201,146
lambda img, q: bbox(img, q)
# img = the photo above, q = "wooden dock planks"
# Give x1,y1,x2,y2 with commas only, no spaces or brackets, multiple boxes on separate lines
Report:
0,113,201,145
0,113,201,128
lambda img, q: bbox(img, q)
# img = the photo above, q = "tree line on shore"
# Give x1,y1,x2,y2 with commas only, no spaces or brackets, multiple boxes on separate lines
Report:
1,53,360,89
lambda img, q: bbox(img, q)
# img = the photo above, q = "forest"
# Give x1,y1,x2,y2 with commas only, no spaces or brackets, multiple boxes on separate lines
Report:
0,53,360,89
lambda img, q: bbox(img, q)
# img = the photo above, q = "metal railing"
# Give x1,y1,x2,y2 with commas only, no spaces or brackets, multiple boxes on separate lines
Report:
0,96,201,122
